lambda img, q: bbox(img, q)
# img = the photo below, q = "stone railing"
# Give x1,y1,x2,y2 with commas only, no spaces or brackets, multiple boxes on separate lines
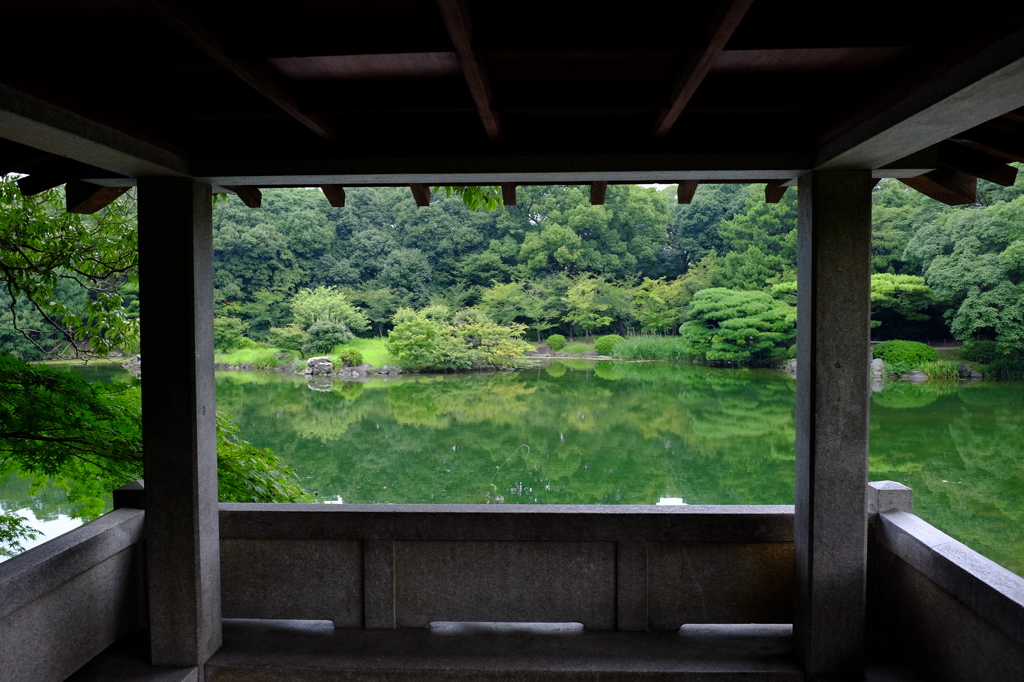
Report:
0,505,146,682
867,481,1024,681
219,503,796,631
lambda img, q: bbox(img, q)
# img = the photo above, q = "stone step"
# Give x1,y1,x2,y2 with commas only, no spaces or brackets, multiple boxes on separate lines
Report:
205,619,803,682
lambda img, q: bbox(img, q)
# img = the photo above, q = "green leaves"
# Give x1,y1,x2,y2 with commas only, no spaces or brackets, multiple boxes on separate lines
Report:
0,176,138,356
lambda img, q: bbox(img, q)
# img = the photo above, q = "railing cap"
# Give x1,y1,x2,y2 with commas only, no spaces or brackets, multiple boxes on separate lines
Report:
868,480,913,514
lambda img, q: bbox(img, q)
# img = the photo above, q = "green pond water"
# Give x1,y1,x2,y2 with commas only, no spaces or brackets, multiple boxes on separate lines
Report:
3,360,1023,577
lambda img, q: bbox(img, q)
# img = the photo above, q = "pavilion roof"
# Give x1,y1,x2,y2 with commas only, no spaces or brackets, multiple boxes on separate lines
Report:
0,0,1022,207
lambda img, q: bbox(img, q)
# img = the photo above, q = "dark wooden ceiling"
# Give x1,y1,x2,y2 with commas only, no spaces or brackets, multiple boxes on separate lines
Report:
0,0,1022,207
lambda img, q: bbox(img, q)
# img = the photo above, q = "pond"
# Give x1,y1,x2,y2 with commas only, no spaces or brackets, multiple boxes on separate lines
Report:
3,360,1023,577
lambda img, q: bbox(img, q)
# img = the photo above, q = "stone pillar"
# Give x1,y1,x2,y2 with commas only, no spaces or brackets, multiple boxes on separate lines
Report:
794,170,873,679
138,178,221,672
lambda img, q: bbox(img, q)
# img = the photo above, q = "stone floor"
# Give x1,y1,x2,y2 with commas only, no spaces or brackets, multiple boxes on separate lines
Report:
64,620,926,682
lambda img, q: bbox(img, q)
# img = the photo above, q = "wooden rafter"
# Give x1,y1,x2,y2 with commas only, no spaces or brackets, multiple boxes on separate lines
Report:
653,0,755,138
65,180,129,214
939,143,1018,187
226,185,263,208
148,0,337,142
321,185,346,208
590,182,608,205
501,183,517,206
765,180,789,203
410,183,431,207
900,169,977,206
950,126,1024,164
437,0,501,140
677,181,699,204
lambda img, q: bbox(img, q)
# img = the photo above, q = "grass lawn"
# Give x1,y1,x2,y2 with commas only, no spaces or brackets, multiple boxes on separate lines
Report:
342,337,395,368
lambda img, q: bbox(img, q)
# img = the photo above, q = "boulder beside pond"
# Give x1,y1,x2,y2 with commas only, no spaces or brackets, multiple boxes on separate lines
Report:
899,370,930,384
306,356,334,375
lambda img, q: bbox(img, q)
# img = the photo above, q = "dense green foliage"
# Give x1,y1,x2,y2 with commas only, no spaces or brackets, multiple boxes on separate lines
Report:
680,288,796,365
207,175,1024,362
384,307,529,370
595,334,624,356
872,340,939,372
0,178,138,359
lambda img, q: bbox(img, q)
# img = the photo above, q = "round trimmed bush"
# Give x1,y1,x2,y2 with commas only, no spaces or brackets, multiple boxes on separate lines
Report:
595,334,624,356
872,340,938,370
336,347,364,368
301,321,354,357
960,339,1000,364
546,334,567,352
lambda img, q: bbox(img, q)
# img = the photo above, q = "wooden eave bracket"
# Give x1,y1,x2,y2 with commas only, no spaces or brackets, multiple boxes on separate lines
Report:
321,184,346,208
900,169,977,206
765,180,789,203
226,185,263,208
501,182,517,206
677,180,699,204
65,180,129,214
590,182,608,205
410,183,431,207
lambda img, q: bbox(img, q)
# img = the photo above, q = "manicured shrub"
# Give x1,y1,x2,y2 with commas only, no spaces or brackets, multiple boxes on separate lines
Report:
960,339,1001,364
872,340,938,370
335,347,364,367
546,334,567,352
302,321,353,357
595,334,624,356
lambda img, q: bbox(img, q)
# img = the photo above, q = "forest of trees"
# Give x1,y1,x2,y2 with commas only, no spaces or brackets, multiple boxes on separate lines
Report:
1,172,1022,366
200,174,1024,360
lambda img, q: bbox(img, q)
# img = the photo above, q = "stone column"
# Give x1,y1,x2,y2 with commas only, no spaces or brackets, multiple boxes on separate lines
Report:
138,178,221,672
794,170,873,679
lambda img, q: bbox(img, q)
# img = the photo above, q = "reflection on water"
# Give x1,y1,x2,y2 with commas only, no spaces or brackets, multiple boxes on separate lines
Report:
3,360,1023,577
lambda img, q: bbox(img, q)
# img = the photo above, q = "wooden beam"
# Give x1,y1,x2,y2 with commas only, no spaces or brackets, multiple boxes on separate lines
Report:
677,180,699,204
653,0,754,138
65,180,130,214
501,182,517,206
0,143,52,177
939,143,1019,186
590,181,608,205
765,180,789,203
149,0,337,142
815,24,1024,169
410,183,431,207
436,0,501,140
226,185,262,208
321,184,346,207
950,126,1024,164
16,172,68,196
900,169,977,206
